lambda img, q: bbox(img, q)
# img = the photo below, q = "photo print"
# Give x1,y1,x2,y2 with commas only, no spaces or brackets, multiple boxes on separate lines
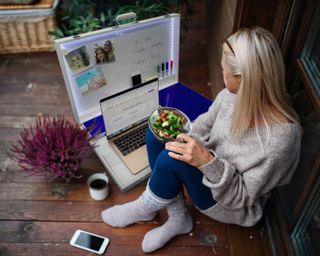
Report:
75,66,107,95
94,40,116,64
65,46,91,74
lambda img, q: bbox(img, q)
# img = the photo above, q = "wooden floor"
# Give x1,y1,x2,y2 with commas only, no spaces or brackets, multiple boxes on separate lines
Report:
0,4,272,256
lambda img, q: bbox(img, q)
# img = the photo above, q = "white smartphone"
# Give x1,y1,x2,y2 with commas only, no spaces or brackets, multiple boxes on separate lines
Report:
70,229,110,255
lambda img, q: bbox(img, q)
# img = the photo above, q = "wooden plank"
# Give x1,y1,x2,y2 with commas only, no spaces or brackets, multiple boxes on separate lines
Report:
0,220,230,255
0,162,107,185
0,103,72,116
0,243,216,256
0,200,108,222
0,75,64,91
0,200,228,225
0,84,70,105
0,53,62,74
0,116,38,129
0,80,61,93
0,182,95,201
0,53,68,106
0,116,77,131
0,143,21,175
227,222,271,256
0,168,55,183
0,128,21,142
0,181,144,201
0,220,228,247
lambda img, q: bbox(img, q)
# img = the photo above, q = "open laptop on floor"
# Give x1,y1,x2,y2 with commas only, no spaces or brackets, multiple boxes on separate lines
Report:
100,78,159,174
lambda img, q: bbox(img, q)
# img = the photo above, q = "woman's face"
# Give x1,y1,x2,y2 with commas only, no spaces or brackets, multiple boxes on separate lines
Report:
97,49,105,61
104,42,111,51
221,54,241,94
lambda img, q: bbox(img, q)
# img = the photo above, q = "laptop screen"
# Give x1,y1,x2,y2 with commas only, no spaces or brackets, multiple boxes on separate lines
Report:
100,79,159,139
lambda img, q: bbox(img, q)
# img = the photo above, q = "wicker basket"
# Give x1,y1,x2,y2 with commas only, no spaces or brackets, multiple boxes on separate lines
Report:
0,0,58,54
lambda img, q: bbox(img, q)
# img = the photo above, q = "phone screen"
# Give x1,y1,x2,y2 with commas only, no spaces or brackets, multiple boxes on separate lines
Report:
74,232,104,251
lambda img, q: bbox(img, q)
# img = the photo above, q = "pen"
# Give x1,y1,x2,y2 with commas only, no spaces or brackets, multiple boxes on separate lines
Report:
161,62,165,78
156,64,160,78
166,61,169,76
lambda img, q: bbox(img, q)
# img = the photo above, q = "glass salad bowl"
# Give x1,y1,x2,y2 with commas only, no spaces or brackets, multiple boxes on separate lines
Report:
148,107,192,143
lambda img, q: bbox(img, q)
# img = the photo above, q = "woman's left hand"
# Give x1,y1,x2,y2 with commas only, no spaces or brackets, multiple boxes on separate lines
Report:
165,134,214,167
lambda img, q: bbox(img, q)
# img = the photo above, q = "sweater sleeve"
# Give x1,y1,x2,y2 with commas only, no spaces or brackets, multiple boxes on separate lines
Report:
198,128,301,209
191,89,226,143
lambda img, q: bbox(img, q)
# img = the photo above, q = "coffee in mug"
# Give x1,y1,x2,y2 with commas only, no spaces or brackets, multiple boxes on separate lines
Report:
90,179,107,189
87,173,110,200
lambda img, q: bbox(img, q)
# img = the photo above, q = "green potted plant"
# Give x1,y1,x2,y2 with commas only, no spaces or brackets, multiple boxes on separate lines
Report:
50,0,198,38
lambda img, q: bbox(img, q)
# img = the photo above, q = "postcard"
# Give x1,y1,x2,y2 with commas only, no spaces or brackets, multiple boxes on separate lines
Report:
94,40,116,64
65,46,91,75
75,66,107,95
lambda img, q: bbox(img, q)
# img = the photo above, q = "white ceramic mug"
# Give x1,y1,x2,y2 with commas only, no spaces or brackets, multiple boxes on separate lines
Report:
87,173,110,200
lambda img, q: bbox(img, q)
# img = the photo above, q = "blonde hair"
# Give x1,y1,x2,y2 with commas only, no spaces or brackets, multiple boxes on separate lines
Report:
223,27,299,145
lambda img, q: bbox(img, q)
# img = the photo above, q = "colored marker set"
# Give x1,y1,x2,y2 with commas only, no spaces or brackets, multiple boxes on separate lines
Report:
156,60,174,79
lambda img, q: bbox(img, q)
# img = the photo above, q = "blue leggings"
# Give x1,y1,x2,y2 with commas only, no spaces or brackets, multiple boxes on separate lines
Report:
146,129,216,210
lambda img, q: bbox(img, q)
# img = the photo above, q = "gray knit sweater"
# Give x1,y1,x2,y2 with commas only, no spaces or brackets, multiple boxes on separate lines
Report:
191,88,302,227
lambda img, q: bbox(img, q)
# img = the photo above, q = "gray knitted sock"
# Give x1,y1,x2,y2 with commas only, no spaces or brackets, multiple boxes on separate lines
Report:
101,184,172,228
142,194,193,253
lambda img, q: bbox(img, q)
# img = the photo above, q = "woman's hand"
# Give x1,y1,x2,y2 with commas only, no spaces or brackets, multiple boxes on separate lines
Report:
165,134,214,167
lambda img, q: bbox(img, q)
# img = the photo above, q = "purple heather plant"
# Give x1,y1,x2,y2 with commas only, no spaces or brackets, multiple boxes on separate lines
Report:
9,116,95,182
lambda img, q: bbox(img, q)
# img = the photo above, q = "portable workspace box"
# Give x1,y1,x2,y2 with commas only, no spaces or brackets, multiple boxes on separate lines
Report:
54,14,212,192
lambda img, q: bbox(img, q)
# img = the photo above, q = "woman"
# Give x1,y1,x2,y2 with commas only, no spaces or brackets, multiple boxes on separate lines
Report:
101,27,302,253
103,40,115,62
95,47,107,64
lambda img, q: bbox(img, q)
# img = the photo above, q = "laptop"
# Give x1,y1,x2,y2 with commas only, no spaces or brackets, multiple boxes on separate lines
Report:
100,78,159,174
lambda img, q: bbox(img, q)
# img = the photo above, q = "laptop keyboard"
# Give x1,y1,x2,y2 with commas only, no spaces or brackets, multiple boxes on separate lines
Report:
113,123,148,156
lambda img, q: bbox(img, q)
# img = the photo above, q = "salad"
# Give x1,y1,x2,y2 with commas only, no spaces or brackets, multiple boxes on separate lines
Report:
152,110,185,139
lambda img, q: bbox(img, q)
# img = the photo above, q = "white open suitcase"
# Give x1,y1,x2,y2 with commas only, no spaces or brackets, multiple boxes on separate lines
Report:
54,14,211,192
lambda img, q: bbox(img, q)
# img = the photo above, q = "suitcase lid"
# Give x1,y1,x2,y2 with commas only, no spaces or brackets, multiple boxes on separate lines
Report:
54,14,180,124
